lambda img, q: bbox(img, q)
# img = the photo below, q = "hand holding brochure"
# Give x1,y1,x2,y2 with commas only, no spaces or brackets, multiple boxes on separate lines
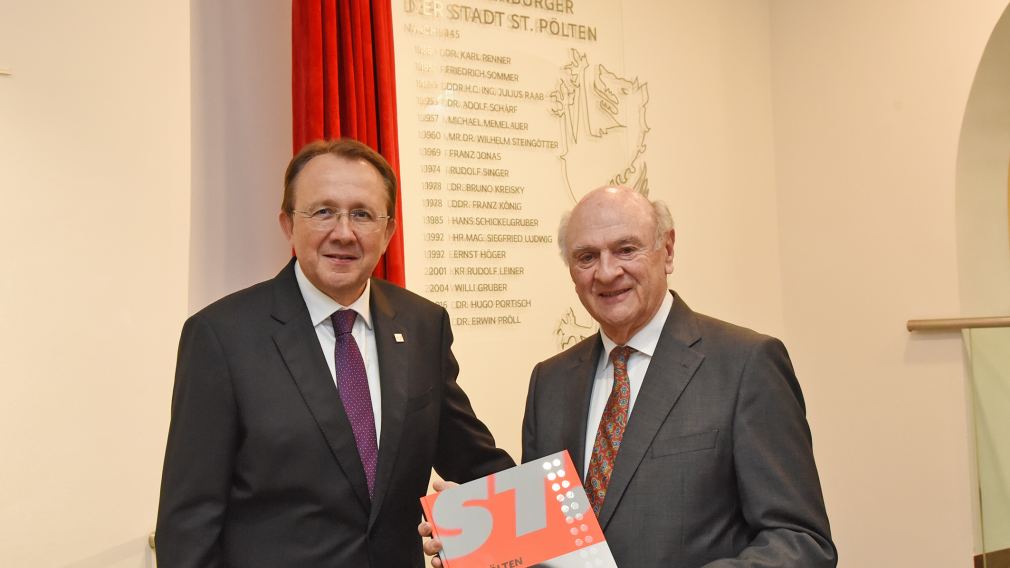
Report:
420,450,617,567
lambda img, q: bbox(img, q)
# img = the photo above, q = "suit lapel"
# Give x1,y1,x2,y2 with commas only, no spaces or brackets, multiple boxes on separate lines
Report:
366,280,409,529
598,292,705,528
562,337,603,479
270,261,371,511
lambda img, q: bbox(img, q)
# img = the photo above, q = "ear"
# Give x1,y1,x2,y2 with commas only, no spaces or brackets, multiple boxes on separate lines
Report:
279,210,294,242
663,228,675,274
380,216,397,253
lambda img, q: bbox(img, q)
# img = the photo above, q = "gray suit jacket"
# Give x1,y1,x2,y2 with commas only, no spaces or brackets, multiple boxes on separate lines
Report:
156,260,513,567
522,292,836,567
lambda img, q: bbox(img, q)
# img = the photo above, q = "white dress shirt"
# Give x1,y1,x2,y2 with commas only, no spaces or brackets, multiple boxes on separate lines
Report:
294,261,382,445
583,291,674,475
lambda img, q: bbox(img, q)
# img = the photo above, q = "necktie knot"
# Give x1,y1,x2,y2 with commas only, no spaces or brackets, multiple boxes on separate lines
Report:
610,345,634,368
332,309,357,335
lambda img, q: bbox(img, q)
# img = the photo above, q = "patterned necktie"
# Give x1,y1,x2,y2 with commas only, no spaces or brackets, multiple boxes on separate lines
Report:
332,309,378,499
585,345,635,517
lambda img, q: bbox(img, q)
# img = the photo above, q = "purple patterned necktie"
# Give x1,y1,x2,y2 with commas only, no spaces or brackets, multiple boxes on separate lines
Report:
585,345,635,516
332,309,378,499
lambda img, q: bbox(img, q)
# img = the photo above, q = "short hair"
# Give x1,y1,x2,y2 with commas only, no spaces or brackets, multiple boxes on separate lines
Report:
557,195,674,266
282,139,397,216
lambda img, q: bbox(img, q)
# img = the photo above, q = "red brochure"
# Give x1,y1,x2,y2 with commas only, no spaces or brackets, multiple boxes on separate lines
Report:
420,450,617,567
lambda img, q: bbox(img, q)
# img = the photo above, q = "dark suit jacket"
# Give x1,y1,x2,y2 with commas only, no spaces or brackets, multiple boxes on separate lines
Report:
522,292,836,567
156,260,514,567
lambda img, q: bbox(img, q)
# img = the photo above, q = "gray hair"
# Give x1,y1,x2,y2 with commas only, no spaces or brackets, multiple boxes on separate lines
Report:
557,198,674,266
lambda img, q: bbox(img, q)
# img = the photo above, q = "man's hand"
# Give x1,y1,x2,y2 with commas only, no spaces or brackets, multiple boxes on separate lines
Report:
418,479,457,568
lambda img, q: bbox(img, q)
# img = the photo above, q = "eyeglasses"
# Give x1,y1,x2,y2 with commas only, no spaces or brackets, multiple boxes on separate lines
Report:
291,207,391,233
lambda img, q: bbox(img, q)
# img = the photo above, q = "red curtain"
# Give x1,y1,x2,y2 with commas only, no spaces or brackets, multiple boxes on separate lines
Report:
292,0,405,285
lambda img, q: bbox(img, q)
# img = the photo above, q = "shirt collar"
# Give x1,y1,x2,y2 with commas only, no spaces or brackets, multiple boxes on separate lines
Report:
599,290,674,358
294,260,374,330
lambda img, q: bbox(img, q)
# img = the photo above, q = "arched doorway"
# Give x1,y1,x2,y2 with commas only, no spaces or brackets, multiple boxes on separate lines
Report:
955,4,1010,565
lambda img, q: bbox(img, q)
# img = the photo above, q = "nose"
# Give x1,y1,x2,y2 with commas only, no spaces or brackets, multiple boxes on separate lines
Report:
326,214,356,242
594,251,623,283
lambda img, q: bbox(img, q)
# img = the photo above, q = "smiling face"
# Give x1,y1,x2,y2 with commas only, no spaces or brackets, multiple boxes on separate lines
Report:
564,187,674,344
279,153,395,305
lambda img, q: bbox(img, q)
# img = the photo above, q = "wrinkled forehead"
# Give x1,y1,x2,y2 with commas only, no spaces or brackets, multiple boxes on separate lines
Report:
567,196,656,249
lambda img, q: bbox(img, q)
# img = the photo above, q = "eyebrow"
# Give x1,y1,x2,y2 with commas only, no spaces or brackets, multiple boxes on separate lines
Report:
569,236,645,255
612,237,646,247
303,199,373,210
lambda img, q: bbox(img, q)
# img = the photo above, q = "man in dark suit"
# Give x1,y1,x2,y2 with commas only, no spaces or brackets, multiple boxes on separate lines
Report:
526,186,836,566
156,139,514,567
424,185,836,567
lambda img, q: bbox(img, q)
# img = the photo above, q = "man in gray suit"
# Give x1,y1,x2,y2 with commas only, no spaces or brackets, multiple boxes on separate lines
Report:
157,139,513,567
424,185,836,567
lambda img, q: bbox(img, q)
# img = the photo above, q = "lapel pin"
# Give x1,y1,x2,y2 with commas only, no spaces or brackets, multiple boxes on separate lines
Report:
394,333,405,343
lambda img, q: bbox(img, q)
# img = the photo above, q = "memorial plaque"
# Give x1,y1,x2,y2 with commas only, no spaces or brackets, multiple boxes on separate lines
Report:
394,0,652,448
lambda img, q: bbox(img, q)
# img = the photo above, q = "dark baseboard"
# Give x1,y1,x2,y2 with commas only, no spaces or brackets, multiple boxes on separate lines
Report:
974,547,1010,568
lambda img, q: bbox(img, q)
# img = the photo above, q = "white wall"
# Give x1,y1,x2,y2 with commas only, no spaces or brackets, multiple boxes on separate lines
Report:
620,1,784,336
770,1,1009,565
189,0,293,313
0,0,293,563
0,2,190,566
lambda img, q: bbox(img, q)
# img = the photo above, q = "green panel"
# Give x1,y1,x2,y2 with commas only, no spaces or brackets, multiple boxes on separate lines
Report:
968,327,1010,560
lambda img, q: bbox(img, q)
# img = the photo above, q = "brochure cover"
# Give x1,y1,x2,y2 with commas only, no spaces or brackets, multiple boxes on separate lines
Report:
420,450,617,568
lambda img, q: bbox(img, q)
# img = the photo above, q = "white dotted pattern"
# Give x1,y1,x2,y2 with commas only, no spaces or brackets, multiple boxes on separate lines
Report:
542,457,600,567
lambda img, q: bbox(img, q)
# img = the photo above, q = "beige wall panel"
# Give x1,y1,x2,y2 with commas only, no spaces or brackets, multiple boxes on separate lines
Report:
189,0,293,314
0,2,190,566
392,0,783,464
770,1,1009,565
